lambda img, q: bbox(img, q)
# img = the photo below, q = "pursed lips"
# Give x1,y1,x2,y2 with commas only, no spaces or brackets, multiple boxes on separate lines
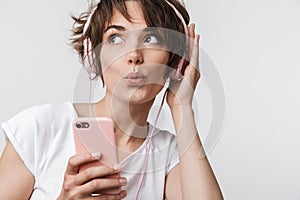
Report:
124,72,146,87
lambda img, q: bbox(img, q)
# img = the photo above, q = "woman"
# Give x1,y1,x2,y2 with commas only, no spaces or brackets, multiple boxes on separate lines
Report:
0,0,223,199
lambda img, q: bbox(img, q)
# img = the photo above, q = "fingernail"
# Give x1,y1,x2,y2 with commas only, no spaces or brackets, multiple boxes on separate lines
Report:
191,23,195,30
121,190,127,197
113,164,123,171
196,35,200,42
91,152,101,159
119,177,127,185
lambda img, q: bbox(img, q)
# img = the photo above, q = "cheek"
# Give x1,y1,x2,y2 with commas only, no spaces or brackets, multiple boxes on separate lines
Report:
145,50,170,80
100,47,121,73
99,48,127,88
102,60,125,90
145,49,169,64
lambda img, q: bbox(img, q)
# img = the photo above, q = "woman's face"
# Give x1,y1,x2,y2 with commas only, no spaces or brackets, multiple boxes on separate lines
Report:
99,1,170,104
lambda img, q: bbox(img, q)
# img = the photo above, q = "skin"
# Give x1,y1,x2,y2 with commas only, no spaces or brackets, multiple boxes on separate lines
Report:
0,1,223,200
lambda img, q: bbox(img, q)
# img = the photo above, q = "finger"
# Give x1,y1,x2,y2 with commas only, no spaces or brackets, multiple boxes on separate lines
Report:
86,187,123,197
187,23,196,63
79,177,127,195
75,165,121,185
99,190,127,200
188,23,195,39
189,34,200,71
86,190,127,200
66,152,101,175
100,186,122,195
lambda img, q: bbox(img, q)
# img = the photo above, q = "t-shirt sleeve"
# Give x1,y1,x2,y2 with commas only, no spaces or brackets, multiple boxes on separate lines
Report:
166,134,180,174
1,105,52,176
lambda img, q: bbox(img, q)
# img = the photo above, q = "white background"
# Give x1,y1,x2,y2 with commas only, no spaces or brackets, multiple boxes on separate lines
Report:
1,0,300,199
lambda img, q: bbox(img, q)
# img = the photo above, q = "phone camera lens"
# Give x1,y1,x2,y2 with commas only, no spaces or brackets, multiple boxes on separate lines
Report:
76,123,82,128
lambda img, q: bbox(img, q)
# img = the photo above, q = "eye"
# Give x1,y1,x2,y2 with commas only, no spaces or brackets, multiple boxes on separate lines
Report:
108,34,124,44
143,34,160,44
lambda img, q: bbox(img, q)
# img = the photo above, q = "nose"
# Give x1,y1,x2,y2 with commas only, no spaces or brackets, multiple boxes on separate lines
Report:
127,50,143,65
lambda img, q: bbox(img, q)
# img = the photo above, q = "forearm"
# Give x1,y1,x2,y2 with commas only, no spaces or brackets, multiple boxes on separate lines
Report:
170,105,223,200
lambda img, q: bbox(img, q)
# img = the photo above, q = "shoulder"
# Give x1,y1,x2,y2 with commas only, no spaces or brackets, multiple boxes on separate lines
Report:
1,102,75,141
1,102,75,176
13,102,74,120
1,102,75,155
5,102,75,125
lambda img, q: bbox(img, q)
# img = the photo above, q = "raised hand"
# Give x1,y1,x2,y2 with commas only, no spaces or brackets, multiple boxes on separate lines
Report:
167,23,201,108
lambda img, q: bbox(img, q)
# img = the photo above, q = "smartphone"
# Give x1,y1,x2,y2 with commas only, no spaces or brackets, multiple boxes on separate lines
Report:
73,117,121,195
72,117,119,171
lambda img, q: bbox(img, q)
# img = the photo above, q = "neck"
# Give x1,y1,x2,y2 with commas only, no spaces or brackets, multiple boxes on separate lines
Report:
94,91,154,142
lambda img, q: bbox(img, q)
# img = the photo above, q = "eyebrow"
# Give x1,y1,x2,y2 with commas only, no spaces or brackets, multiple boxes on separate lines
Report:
104,25,154,34
104,25,126,33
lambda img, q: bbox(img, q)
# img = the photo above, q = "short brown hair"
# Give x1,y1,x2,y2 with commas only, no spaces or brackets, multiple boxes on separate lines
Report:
70,0,190,79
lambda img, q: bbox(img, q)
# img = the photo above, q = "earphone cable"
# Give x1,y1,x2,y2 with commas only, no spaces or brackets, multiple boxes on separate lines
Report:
88,75,93,118
135,89,168,199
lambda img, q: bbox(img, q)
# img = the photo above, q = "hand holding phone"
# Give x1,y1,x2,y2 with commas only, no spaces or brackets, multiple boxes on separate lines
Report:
57,152,127,199
72,117,122,195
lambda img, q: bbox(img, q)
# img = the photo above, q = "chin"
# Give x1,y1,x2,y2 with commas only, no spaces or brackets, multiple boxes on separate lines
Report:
128,93,154,105
128,98,152,105
110,83,163,105
132,84,164,102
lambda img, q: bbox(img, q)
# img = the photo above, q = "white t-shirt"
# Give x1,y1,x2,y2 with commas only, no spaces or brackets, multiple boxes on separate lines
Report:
1,102,179,200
